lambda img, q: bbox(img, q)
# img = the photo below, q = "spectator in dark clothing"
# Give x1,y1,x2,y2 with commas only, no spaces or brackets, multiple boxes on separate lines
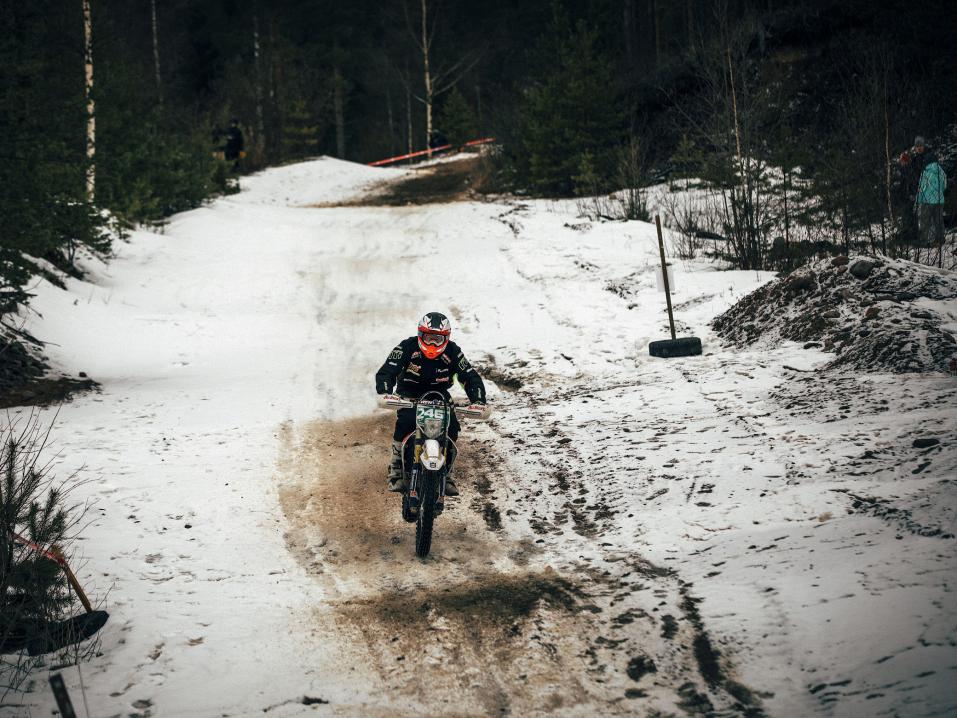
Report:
224,119,245,168
900,136,930,194
897,136,932,245
428,130,449,150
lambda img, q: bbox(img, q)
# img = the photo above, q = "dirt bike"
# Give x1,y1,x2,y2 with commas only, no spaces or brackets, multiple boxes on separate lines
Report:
378,391,491,558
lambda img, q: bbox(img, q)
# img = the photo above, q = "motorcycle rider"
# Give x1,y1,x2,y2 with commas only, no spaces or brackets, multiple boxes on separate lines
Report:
375,312,487,495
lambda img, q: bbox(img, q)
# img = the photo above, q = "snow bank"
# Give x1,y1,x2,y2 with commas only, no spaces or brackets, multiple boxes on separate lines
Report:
234,155,409,206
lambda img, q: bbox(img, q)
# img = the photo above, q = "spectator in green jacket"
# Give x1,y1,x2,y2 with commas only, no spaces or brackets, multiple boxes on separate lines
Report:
916,150,947,246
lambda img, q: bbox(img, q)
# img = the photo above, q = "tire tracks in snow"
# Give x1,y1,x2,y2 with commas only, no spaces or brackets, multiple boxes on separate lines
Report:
476,363,768,717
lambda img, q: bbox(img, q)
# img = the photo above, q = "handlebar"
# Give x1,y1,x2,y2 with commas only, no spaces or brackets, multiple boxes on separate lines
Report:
377,394,491,420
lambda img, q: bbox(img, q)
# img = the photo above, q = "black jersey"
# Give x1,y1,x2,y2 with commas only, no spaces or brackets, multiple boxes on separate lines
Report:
375,337,486,403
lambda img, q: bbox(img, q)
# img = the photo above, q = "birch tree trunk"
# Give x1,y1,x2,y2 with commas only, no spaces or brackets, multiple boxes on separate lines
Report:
150,0,163,102
83,0,95,201
420,0,433,156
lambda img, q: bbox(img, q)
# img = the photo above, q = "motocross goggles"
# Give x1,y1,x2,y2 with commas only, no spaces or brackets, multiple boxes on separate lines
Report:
418,330,449,346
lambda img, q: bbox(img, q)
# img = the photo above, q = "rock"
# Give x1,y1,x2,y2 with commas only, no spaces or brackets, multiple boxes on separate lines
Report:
839,287,855,300
910,310,934,320
864,306,881,320
788,273,815,292
821,309,840,319
912,438,940,449
78,371,88,378
835,265,847,274
849,257,878,279
804,341,822,349
831,255,849,266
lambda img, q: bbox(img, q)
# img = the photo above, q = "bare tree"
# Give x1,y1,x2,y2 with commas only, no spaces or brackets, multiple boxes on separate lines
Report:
150,0,162,103
402,0,480,154
82,0,95,200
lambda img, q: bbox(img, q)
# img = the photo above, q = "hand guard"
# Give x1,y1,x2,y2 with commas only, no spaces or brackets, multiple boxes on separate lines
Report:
463,402,492,420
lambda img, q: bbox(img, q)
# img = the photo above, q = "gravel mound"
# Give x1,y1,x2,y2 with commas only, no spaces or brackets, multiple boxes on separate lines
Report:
712,256,957,373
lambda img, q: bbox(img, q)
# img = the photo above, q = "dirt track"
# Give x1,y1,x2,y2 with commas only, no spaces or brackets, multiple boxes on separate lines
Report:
277,411,766,716
312,156,484,208
277,415,600,715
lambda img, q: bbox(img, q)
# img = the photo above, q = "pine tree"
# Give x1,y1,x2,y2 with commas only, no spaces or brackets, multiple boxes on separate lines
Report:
437,87,475,147
0,0,109,315
0,418,86,694
282,99,321,160
516,17,624,196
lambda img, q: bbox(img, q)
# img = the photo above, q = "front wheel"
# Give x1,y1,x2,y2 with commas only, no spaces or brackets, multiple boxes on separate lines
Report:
415,470,441,558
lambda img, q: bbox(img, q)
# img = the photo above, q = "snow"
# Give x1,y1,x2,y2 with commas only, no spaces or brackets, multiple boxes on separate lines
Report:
5,156,957,717
235,155,410,206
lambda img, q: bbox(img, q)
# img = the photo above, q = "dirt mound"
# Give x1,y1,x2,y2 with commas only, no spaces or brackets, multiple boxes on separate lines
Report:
712,255,957,373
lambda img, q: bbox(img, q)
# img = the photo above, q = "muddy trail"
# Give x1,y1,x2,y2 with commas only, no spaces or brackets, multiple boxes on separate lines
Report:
314,156,486,208
277,412,766,716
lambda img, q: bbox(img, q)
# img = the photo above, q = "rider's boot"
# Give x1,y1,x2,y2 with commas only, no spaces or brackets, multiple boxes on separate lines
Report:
444,474,460,496
444,443,459,496
387,440,408,493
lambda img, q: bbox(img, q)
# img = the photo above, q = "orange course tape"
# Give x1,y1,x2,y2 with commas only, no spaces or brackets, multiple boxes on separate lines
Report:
9,530,68,568
368,137,495,167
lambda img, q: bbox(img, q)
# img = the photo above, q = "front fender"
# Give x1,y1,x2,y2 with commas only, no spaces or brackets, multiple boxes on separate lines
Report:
420,439,446,471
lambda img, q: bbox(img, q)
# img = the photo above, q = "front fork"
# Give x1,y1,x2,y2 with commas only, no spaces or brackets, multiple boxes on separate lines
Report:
407,440,447,512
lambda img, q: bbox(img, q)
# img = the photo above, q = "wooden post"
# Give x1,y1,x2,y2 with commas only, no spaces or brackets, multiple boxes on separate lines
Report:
655,215,677,340
9,531,95,613
57,554,94,613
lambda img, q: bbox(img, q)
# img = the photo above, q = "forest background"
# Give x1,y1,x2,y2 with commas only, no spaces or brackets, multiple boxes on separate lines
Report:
3,0,957,316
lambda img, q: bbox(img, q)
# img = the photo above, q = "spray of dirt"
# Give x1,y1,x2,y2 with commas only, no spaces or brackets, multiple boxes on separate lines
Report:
276,414,612,714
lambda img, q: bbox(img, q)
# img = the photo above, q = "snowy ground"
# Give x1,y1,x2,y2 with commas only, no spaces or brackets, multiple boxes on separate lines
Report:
3,156,956,717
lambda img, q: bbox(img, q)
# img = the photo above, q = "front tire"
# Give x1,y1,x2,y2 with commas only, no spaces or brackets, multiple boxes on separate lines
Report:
415,470,440,558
